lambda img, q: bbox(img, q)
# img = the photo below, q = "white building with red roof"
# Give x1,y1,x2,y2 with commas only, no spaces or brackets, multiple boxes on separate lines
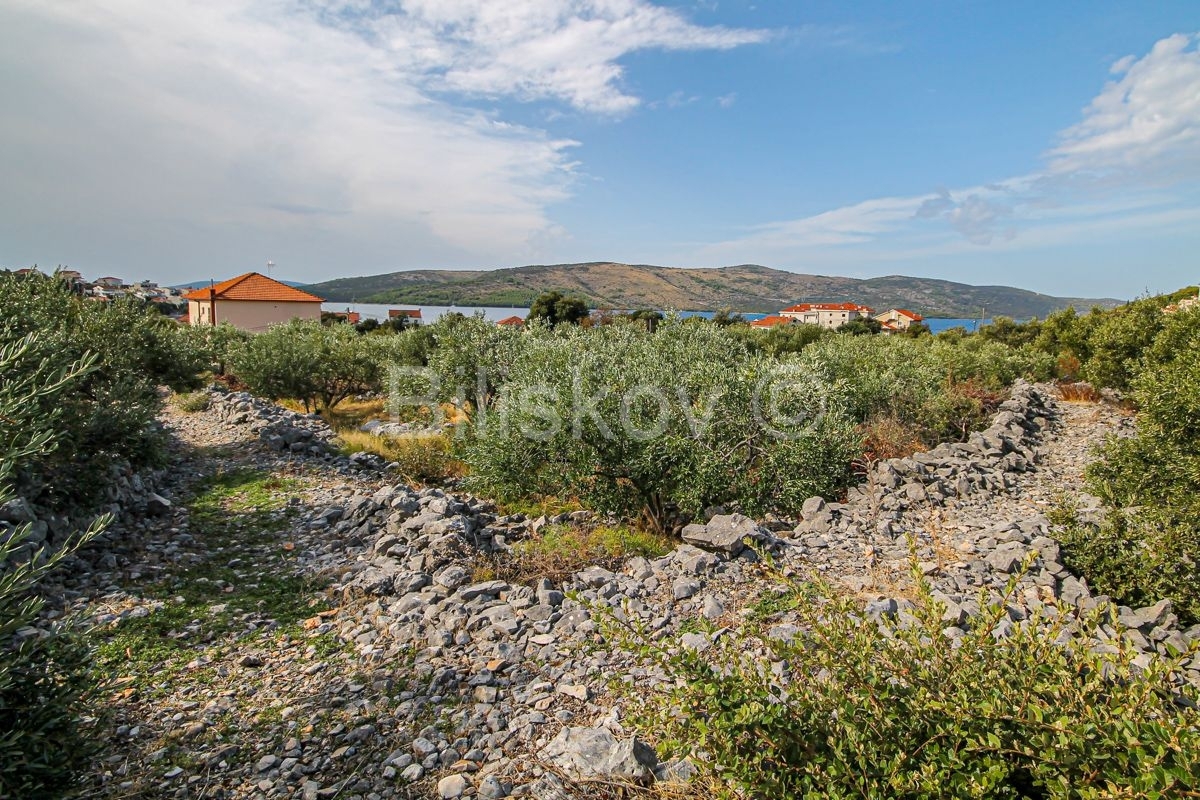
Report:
182,272,324,332
874,308,925,332
779,302,875,329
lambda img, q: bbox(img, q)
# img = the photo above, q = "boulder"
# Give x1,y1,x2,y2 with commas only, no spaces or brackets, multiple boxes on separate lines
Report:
540,727,658,782
681,513,758,556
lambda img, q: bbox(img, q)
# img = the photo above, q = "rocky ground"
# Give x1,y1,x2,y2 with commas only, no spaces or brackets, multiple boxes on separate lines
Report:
43,384,1196,799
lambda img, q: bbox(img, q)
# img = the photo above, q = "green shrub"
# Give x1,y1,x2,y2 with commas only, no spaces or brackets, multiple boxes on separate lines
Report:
1081,296,1166,389
462,320,860,527
1060,508,1200,625
0,333,108,798
1061,328,1200,623
613,568,1200,798
0,272,203,505
231,318,384,411
182,321,250,376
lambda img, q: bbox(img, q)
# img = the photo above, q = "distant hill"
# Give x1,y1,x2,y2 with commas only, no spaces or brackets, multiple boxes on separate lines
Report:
171,278,308,290
304,262,1124,319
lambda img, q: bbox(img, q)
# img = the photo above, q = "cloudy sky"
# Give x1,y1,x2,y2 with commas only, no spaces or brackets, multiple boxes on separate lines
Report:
2,1,1198,297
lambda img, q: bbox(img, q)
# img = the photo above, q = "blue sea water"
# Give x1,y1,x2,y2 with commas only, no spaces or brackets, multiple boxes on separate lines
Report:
324,303,990,333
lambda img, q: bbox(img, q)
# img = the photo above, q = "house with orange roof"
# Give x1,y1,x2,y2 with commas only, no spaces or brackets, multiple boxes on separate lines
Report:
779,302,875,330
496,315,525,327
874,308,924,332
749,315,793,329
182,272,324,332
326,310,361,325
388,308,423,322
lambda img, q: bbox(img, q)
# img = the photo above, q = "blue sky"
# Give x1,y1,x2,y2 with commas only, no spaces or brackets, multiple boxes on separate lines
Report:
1,1,1198,298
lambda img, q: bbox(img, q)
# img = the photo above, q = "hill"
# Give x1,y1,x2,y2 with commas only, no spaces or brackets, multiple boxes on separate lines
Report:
304,263,1123,318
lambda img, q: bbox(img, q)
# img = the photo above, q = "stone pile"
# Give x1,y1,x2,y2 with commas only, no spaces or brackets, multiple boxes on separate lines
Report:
208,389,340,458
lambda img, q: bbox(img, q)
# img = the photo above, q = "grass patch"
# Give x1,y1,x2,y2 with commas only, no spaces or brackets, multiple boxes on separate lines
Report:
745,584,809,622
495,495,584,519
1057,380,1101,403
91,468,334,691
494,522,673,584
172,391,211,413
337,430,464,485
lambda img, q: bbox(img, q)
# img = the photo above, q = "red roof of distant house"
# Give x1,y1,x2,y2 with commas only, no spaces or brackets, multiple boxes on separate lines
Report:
328,311,361,324
750,315,793,328
182,272,323,303
496,315,525,326
889,308,923,321
781,302,874,313
388,308,422,319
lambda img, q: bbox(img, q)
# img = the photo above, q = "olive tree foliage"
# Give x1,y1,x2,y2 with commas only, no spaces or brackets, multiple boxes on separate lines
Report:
0,333,109,798
389,313,528,423
527,290,589,327
0,271,205,504
230,319,384,411
462,319,860,528
182,321,250,376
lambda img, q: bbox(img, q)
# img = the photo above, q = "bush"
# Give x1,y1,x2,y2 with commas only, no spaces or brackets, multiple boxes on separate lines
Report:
1061,328,1200,623
391,313,527,422
183,321,250,376
0,272,204,504
613,567,1200,798
231,319,384,411
0,333,108,797
462,320,861,527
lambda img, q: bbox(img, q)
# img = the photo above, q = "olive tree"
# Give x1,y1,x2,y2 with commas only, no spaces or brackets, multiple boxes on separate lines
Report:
231,319,383,411
462,319,860,529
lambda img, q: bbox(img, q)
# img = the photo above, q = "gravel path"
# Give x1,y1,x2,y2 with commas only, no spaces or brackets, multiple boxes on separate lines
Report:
66,387,1139,799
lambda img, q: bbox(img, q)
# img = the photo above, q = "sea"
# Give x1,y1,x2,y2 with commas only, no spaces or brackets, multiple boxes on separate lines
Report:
322,303,990,333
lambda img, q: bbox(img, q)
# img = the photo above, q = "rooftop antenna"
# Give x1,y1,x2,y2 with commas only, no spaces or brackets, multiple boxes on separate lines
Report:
266,260,275,278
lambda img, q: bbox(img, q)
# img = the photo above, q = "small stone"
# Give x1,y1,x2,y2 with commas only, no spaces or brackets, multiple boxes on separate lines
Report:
255,754,279,772
437,773,469,798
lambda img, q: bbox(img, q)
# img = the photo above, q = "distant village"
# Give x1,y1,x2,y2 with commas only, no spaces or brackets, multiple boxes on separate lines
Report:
10,267,926,335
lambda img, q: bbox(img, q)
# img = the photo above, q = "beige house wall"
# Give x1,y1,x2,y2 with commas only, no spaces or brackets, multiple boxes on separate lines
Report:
188,299,321,332
780,309,864,329
875,309,917,330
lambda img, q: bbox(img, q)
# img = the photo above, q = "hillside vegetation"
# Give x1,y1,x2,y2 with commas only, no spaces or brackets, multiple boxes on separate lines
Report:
304,262,1121,318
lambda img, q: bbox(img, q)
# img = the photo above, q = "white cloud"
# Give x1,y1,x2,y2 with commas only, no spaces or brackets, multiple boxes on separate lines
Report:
1049,33,1200,179
328,0,768,114
0,0,764,280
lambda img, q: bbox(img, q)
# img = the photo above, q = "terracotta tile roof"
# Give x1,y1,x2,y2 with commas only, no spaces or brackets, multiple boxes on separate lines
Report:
892,308,923,321
749,315,792,328
496,315,525,326
182,272,323,303
388,308,423,319
781,302,874,313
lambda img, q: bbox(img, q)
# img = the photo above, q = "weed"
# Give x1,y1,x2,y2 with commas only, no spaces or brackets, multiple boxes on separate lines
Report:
336,430,464,485
493,523,673,585
172,391,211,413
1057,380,1101,403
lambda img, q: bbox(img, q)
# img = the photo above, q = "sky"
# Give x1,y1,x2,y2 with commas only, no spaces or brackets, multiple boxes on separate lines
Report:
1,1,1198,299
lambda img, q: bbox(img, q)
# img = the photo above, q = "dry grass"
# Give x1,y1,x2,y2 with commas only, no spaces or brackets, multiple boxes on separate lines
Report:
859,414,925,462
336,429,465,485
1056,381,1101,403
488,522,673,585
321,396,389,429
172,391,211,413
